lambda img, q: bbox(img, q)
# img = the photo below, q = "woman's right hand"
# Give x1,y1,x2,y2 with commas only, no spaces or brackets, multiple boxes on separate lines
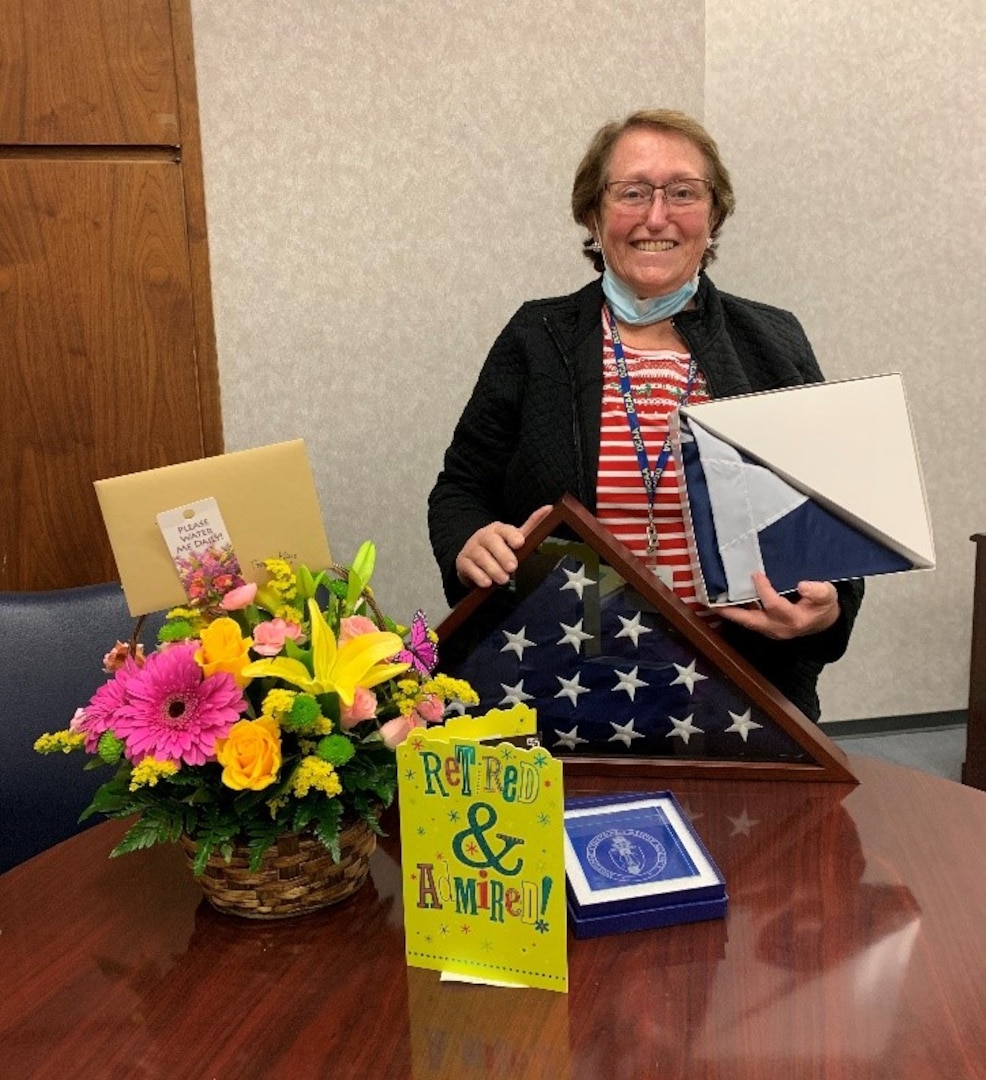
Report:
455,505,553,590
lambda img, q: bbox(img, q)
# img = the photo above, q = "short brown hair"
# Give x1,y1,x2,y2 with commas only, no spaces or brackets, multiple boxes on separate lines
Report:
571,109,735,272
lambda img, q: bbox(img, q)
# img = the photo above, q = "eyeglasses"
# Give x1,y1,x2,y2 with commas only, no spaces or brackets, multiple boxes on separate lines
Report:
604,178,713,211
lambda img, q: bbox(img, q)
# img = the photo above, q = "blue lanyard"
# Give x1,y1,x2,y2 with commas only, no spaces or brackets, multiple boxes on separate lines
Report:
606,303,698,553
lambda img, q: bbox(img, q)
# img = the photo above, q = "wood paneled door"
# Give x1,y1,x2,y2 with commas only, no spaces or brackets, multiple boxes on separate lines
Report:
0,0,222,591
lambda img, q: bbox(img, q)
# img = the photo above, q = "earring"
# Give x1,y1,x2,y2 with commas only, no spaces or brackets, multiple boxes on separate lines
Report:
588,238,602,253
705,237,714,249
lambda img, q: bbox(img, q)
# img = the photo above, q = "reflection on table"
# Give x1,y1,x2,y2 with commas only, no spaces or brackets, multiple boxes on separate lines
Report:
1,756,984,1080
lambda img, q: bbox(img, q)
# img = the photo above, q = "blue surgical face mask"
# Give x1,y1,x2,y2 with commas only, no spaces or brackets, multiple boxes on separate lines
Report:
602,268,699,326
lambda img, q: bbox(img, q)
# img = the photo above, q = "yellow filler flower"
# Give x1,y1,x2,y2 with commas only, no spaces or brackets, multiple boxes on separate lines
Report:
241,600,408,707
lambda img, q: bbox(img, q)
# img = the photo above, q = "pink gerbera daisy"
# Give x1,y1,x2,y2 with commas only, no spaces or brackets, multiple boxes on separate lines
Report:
112,642,245,766
76,662,136,753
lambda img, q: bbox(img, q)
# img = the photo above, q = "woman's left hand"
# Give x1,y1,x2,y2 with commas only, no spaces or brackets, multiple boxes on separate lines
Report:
716,571,840,640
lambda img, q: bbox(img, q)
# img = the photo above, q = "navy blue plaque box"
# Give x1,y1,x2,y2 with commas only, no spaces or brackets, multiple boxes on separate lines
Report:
564,791,727,939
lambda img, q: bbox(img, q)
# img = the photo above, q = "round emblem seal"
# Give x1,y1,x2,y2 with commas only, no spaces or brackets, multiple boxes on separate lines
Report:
585,828,667,883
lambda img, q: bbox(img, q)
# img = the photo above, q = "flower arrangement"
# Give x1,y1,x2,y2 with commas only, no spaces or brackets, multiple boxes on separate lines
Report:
35,544,476,876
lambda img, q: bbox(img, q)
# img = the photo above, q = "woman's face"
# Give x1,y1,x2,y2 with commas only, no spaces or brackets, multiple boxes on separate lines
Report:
595,127,715,299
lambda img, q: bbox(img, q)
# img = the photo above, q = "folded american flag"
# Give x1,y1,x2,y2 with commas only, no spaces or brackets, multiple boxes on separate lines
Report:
442,551,809,764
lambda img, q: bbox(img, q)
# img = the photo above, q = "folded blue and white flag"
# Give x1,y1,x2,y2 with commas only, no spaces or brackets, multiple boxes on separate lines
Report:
672,374,935,605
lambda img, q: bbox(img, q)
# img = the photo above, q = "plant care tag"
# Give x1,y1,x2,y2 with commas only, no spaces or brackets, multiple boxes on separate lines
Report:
157,497,247,606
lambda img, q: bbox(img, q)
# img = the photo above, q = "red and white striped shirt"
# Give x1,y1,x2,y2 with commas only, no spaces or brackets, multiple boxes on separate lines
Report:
595,307,710,610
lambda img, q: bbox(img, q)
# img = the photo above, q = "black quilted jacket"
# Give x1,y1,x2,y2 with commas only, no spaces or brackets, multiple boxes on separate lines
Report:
428,273,864,720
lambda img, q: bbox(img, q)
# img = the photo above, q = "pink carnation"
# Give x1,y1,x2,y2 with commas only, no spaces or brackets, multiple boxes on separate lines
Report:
339,686,378,728
338,615,378,644
220,582,258,611
252,618,305,657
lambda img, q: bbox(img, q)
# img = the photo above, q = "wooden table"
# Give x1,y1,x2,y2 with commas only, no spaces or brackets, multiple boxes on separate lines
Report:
2,756,984,1080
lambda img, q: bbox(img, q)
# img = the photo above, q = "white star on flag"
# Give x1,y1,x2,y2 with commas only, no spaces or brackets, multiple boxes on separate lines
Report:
557,619,593,653
560,564,596,600
615,611,652,647
500,626,536,659
608,717,645,747
612,666,648,701
554,724,589,750
666,713,703,744
499,680,533,706
555,672,590,706
670,659,708,694
724,708,762,742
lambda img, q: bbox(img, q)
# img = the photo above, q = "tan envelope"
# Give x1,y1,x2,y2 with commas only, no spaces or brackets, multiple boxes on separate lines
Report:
95,439,332,616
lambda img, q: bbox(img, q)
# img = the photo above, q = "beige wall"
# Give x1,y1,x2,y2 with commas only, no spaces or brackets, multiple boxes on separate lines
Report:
190,0,984,722
705,0,986,720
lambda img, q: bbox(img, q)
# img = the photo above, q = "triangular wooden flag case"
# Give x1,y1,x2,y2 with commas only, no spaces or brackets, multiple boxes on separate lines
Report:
435,495,856,784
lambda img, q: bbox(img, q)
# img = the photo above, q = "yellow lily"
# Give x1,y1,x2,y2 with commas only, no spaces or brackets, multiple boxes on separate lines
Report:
241,600,409,707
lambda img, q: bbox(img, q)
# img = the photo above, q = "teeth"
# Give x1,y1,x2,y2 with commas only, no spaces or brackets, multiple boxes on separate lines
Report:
635,240,675,252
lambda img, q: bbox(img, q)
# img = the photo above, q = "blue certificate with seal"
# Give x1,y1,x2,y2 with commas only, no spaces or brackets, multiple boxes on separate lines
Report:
564,791,727,937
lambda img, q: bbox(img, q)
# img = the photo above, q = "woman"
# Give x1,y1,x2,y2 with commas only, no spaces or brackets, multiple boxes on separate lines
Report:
428,109,863,721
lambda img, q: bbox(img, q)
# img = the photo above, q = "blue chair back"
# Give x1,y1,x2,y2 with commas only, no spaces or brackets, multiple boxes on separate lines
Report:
0,583,165,874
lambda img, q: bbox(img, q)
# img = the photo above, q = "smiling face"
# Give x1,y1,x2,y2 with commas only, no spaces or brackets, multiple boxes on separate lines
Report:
594,127,715,299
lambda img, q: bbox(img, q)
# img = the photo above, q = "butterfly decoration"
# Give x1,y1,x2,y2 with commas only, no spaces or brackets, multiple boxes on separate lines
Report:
396,609,438,676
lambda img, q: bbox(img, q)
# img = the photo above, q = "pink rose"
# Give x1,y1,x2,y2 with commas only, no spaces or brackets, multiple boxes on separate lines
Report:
338,615,379,643
339,687,378,728
252,618,304,657
414,695,445,724
379,714,423,750
220,582,258,611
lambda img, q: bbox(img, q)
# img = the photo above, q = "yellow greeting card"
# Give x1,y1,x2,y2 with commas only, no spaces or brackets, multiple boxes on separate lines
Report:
397,707,568,993
436,703,544,745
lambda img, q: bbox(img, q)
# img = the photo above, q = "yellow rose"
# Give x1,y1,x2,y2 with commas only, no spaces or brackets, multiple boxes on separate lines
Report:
215,716,281,791
195,617,254,687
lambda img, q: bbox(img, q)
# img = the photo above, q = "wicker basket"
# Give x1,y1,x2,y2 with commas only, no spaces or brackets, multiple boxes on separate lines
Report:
179,819,376,920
